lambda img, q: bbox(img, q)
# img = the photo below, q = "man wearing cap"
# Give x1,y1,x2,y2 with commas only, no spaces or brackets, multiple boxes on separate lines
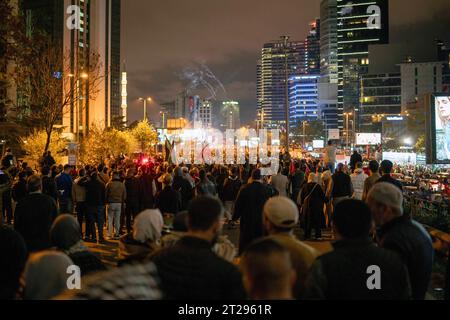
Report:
367,182,433,300
262,197,318,299
233,169,274,255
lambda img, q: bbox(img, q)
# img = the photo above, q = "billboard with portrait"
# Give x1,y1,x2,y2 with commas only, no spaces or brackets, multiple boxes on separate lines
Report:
427,94,450,164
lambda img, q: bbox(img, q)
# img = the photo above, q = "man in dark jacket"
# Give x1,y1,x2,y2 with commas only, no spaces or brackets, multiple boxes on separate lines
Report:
124,168,141,233
14,175,58,252
12,172,28,204
138,167,155,210
172,167,193,210
41,166,58,202
150,196,246,300
222,166,242,222
0,168,13,225
155,174,182,216
83,172,106,243
332,163,353,207
377,160,403,191
367,182,433,300
233,169,274,255
289,162,305,203
55,164,73,214
303,199,411,300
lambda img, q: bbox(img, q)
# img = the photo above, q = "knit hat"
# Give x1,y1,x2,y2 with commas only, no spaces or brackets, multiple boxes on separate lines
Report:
263,196,299,228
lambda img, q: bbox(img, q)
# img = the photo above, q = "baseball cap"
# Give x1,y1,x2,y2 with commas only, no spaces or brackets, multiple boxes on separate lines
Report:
263,196,299,228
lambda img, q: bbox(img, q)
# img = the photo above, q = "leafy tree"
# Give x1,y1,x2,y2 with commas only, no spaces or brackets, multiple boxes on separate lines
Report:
20,129,68,166
79,124,137,165
131,120,158,153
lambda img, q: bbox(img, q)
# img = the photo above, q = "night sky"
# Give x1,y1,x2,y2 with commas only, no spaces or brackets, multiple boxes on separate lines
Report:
122,0,450,125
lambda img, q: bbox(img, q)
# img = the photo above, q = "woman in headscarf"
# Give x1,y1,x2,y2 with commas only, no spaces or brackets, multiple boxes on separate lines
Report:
0,226,27,300
50,214,106,276
118,209,164,266
23,250,74,300
298,173,327,241
321,170,334,229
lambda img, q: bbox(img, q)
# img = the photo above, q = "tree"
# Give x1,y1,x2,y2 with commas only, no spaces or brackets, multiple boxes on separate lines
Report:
415,135,426,153
131,120,158,153
20,129,68,166
17,35,103,153
79,124,137,166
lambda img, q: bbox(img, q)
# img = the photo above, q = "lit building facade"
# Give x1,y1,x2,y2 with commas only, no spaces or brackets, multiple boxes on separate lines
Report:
337,0,389,130
257,38,305,129
400,62,444,112
320,0,338,84
221,101,241,130
360,73,401,133
289,75,320,135
21,0,121,137
198,100,212,129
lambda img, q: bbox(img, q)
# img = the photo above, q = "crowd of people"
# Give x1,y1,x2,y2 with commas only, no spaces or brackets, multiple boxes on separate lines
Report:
0,142,449,300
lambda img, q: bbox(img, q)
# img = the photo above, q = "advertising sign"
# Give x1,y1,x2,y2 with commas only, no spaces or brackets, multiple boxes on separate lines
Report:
328,129,340,140
313,140,324,149
431,95,450,164
355,133,381,146
67,143,78,166
383,152,417,165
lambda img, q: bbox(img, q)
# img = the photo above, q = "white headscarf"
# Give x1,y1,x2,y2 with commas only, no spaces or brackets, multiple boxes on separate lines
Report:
133,209,164,243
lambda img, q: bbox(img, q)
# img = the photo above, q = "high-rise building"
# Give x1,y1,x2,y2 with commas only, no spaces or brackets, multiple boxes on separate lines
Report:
257,38,305,129
197,99,212,129
400,61,444,112
337,0,389,130
305,19,321,75
289,75,320,136
360,73,401,133
21,0,121,137
319,0,339,133
320,0,338,84
221,101,241,130
437,40,450,92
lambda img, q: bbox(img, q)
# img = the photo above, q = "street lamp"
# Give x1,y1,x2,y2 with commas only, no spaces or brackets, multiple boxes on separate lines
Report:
139,97,152,121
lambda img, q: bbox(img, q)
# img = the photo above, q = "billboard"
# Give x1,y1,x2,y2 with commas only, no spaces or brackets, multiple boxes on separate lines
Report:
313,140,324,149
328,129,340,140
383,152,417,165
355,133,381,146
427,94,450,164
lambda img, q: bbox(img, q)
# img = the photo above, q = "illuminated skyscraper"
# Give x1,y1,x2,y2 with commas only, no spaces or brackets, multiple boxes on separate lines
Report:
257,38,305,129
221,101,241,130
336,0,389,130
